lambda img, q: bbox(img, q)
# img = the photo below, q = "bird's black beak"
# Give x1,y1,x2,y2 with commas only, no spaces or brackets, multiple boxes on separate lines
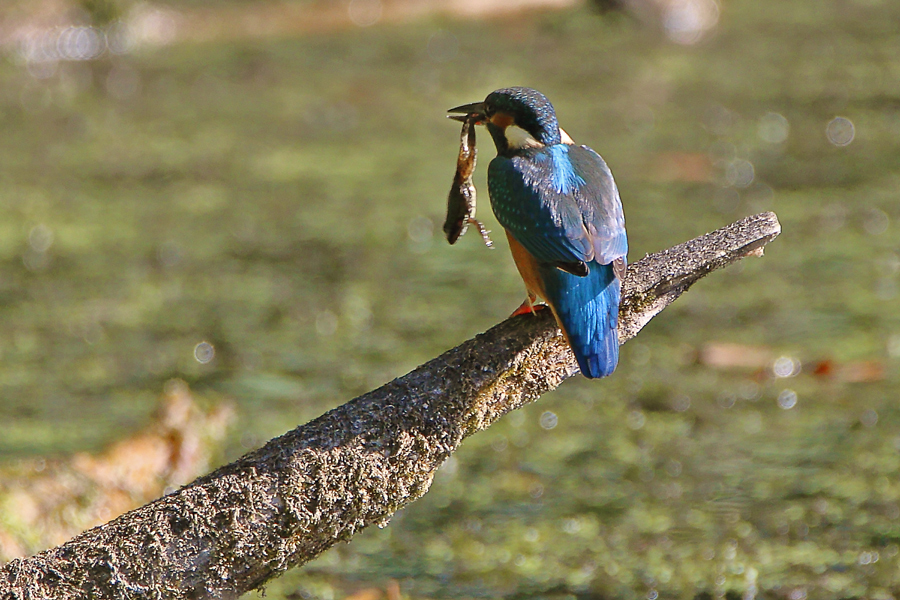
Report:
447,101,486,123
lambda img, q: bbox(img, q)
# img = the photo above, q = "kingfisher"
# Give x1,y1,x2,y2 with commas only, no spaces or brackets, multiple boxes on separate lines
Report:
448,87,627,378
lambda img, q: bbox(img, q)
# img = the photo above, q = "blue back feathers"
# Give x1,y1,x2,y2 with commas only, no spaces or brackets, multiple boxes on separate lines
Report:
488,145,626,267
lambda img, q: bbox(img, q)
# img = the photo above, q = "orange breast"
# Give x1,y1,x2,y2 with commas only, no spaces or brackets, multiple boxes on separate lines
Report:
505,230,547,301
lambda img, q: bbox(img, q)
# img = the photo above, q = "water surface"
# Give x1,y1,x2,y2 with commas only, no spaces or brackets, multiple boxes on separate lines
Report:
0,1,899,598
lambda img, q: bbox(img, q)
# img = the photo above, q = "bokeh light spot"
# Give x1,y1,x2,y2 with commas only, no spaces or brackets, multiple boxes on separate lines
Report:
725,159,755,188
28,224,54,253
407,215,434,243
826,117,855,146
626,409,646,430
105,21,134,55
130,6,179,47
777,389,797,410
758,112,790,144
738,381,760,400
664,0,720,45
539,411,558,430
772,356,801,378
194,341,215,364
57,26,104,61
863,208,889,235
628,342,651,366
716,393,736,409
789,588,807,600
407,215,434,254
671,394,691,412
860,409,879,428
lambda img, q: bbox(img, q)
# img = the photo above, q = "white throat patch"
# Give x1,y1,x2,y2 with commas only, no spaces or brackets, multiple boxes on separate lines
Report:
504,125,544,150
504,125,574,149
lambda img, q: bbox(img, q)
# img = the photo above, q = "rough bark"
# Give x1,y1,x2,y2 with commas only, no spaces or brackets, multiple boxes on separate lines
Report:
0,212,781,600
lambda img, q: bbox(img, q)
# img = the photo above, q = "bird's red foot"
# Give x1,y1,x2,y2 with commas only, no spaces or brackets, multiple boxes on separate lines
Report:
511,299,548,317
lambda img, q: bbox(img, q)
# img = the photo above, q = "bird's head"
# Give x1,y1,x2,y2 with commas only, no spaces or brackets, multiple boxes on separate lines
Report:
448,87,563,155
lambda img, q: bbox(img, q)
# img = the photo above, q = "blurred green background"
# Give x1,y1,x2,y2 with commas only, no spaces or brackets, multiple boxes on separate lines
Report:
1,0,899,597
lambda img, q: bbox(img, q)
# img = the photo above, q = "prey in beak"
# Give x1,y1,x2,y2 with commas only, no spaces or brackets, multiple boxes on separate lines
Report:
443,102,493,247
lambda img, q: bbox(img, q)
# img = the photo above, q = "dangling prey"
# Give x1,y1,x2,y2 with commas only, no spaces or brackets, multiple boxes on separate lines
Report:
443,113,493,247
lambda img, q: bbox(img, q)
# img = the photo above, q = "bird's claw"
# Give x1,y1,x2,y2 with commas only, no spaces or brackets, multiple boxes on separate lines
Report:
511,299,547,317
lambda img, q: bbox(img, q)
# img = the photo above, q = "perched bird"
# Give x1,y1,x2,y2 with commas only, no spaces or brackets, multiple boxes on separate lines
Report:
448,87,627,378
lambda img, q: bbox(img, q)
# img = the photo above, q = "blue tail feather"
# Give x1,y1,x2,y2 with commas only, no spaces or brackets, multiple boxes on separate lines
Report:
540,261,620,379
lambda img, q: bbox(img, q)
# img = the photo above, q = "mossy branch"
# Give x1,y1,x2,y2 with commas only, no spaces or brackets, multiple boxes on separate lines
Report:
0,212,781,600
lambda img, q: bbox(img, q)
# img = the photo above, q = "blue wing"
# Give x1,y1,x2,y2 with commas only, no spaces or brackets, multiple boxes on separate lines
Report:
487,143,627,269
566,145,628,264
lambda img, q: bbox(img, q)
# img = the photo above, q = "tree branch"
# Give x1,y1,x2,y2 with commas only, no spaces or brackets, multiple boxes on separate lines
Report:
0,212,781,600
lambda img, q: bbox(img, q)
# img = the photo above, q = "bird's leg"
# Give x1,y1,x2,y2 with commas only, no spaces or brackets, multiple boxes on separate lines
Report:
510,292,547,317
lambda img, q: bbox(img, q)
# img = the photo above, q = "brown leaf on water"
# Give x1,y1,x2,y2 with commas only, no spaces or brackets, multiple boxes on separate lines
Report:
813,359,885,383
698,342,774,370
651,152,714,182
